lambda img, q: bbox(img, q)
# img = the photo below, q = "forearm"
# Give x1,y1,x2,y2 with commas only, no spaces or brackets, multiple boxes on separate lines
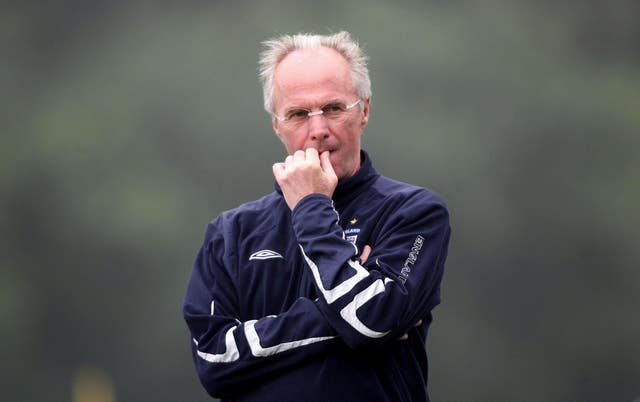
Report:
185,295,339,398
184,225,340,398
292,193,450,350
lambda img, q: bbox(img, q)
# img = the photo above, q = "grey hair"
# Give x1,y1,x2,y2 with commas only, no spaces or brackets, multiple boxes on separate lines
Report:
258,31,372,113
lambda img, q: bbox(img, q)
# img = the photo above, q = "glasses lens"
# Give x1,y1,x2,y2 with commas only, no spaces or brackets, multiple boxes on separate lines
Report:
321,103,348,120
285,108,310,123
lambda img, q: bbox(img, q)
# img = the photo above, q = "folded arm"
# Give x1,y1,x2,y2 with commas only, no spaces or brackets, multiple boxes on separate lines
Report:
183,219,339,399
292,192,451,350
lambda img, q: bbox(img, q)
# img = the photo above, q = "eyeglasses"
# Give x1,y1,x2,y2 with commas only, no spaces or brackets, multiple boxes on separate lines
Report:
271,99,362,127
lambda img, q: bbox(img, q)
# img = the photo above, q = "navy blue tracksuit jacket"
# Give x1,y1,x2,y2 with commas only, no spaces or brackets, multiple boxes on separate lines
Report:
183,151,451,402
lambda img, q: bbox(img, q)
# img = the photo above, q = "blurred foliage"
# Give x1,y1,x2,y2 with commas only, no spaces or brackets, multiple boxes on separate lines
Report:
2,1,639,401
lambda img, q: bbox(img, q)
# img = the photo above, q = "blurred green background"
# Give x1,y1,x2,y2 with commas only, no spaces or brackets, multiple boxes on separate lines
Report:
2,1,639,401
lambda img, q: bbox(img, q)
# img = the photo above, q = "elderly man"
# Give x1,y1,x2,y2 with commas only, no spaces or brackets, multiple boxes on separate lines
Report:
183,31,451,402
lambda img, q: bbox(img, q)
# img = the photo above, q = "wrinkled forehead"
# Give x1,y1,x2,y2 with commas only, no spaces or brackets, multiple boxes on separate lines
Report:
273,47,356,108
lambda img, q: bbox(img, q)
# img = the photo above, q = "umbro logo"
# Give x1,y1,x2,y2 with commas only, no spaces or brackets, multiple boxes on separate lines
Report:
249,250,284,261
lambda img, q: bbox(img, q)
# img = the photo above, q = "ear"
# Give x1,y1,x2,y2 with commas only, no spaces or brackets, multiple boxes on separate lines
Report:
272,117,283,140
360,97,371,129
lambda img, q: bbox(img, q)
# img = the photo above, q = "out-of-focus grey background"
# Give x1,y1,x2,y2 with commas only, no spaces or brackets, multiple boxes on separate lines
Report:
2,1,639,401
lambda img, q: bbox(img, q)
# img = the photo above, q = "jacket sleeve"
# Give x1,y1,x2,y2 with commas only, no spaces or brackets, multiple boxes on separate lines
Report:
291,192,451,350
183,217,339,399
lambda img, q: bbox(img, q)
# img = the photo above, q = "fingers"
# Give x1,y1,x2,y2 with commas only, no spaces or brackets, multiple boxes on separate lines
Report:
359,245,372,264
292,150,305,163
272,162,285,180
397,320,423,341
286,149,321,167
305,147,319,163
320,150,336,176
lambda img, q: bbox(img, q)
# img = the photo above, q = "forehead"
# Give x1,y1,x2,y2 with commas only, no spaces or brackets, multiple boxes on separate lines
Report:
273,47,355,109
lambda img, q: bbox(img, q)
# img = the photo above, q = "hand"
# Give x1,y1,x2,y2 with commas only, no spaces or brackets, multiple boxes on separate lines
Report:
397,320,423,341
272,148,338,210
358,245,372,264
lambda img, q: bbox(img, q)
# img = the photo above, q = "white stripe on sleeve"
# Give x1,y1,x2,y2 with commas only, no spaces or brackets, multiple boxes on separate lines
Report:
194,325,240,363
244,319,336,357
299,245,369,304
339,278,394,338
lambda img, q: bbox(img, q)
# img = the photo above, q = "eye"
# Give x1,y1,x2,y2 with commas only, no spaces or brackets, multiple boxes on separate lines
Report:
322,103,347,116
285,109,310,121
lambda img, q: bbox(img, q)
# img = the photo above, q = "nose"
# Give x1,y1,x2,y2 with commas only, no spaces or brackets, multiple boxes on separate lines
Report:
307,114,330,142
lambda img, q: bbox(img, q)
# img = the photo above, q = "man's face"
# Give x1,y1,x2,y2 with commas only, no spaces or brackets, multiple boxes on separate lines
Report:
271,47,370,181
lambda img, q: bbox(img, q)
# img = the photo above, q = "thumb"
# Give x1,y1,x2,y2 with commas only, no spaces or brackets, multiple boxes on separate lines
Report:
320,151,336,177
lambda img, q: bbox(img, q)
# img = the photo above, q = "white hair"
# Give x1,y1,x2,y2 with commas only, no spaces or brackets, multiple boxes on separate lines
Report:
258,31,372,113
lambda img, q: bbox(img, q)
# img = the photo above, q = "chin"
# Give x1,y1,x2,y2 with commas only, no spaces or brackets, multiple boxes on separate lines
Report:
337,166,357,181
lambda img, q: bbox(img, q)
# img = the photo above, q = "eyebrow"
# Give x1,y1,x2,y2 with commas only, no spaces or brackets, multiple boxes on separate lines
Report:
284,99,344,112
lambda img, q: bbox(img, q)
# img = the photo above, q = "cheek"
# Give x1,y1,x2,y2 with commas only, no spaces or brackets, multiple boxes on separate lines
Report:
292,137,307,152
343,126,362,149
279,132,301,153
